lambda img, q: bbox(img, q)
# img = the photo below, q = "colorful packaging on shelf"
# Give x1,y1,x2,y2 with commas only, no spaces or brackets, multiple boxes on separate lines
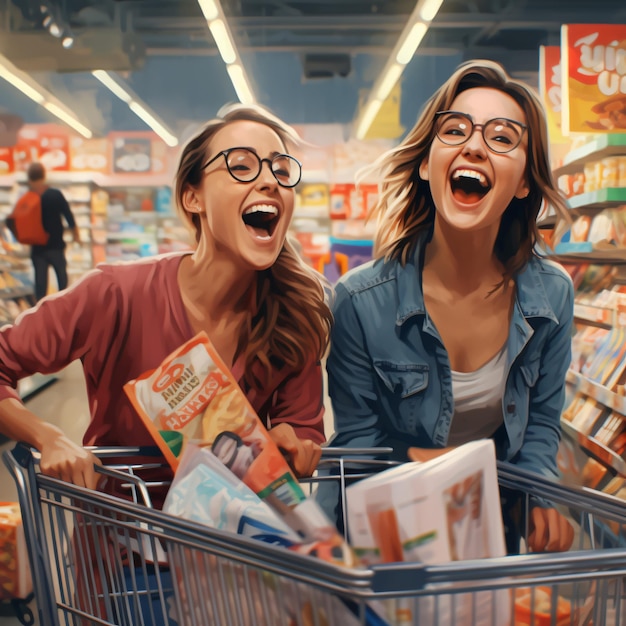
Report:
0,503,32,600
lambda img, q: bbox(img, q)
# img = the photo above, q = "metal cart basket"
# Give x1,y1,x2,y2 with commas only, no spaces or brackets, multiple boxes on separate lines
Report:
5,442,626,626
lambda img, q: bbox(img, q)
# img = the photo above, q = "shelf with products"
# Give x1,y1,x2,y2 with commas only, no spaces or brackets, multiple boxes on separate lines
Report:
550,134,626,262
560,255,626,496
567,188,626,211
97,186,192,263
18,373,58,402
0,246,52,399
554,134,626,178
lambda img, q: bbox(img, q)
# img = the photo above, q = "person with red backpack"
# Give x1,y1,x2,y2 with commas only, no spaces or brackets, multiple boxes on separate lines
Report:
21,162,80,301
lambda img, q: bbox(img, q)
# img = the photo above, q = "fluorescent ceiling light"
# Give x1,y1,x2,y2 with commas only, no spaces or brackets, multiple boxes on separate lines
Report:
197,0,256,104
396,23,428,65
197,0,219,20
92,70,132,103
129,102,178,147
0,65,45,104
209,19,236,64
355,100,383,141
353,0,445,139
0,53,92,138
226,64,254,105
376,63,404,101
419,0,445,22
93,70,178,146
43,102,92,138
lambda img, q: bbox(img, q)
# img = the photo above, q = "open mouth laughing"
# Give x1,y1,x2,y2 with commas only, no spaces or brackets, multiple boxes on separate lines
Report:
242,204,280,240
450,169,492,204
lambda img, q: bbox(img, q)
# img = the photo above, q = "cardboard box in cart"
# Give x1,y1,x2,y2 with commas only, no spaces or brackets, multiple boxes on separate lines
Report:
0,502,32,601
346,440,510,626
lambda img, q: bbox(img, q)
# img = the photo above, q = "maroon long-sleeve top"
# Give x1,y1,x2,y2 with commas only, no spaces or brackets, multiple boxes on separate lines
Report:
0,254,326,452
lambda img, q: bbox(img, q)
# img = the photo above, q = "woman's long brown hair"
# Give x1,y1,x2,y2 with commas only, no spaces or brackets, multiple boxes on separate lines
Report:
174,103,332,390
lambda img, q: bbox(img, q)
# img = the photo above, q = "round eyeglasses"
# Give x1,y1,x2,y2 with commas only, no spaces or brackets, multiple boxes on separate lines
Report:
202,147,302,188
434,111,527,154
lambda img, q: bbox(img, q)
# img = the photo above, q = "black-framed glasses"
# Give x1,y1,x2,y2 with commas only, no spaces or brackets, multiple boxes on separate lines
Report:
202,147,302,188
434,111,527,154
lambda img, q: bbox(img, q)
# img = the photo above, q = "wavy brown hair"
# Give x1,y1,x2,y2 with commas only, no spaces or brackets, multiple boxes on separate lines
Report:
174,103,332,390
364,59,571,280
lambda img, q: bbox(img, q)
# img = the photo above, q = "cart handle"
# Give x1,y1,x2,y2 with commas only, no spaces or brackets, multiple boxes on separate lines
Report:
11,443,155,508
85,445,395,458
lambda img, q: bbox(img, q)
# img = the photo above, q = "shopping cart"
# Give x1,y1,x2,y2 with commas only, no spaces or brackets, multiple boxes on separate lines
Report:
5,443,626,626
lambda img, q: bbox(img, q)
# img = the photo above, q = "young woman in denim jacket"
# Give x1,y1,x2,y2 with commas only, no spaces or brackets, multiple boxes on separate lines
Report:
326,60,575,552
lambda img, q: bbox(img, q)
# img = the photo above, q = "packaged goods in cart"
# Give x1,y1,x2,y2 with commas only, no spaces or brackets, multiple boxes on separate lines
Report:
163,444,379,626
346,440,510,625
0,502,32,600
513,587,572,625
163,443,303,547
125,332,357,567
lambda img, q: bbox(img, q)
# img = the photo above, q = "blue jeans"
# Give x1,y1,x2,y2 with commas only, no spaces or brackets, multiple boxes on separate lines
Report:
31,248,68,301
119,566,175,626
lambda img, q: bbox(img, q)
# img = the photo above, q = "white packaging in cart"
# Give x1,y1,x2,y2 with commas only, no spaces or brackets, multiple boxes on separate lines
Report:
163,443,303,547
346,439,510,626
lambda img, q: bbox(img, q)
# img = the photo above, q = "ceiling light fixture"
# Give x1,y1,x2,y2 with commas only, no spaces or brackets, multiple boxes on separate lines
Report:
92,70,178,147
0,53,92,138
354,0,445,140
226,64,254,105
197,0,256,104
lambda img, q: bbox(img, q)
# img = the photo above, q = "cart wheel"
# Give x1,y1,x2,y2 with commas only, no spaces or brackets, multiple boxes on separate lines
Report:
11,593,34,626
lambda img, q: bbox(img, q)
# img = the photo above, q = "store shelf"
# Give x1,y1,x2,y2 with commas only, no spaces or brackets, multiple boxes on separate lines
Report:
567,370,626,414
0,286,33,300
0,171,173,188
567,188,626,211
561,419,626,476
552,248,626,265
573,303,615,329
18,373,58,402
555,134,626,177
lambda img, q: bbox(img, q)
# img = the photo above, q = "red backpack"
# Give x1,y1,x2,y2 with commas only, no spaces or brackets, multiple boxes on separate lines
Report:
5,190,49,246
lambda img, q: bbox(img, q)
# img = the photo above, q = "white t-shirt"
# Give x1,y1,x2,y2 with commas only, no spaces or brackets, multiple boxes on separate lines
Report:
447,344,508,446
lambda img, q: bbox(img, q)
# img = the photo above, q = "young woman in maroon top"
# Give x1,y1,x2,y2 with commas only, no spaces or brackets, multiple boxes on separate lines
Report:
0,104,332,501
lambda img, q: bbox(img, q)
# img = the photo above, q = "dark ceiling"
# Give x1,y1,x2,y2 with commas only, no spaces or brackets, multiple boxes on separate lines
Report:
0,0,625,142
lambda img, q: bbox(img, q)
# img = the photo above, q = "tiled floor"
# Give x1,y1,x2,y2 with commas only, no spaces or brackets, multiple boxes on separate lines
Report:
0,358,335,624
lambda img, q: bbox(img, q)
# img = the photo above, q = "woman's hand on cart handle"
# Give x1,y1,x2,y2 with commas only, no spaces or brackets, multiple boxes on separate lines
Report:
269,423,322,478
407,446,455,463
39,427,102,490
527,506,574,553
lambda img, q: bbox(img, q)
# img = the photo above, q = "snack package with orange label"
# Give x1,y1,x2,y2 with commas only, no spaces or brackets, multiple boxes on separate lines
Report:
0,503,32,600
125,332,357,567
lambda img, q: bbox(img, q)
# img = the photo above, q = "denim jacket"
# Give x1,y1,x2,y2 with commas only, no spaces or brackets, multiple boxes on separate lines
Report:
326,235,574,480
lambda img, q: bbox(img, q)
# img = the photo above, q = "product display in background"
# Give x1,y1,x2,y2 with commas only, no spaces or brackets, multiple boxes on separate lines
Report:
0,502,32,601
561,24,626,134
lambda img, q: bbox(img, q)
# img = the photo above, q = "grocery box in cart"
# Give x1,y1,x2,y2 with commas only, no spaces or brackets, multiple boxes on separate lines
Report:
347,440,505,564
0,502,32,601
346,440,510,626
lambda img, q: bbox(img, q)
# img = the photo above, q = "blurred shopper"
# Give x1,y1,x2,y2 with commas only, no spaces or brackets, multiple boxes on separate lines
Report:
25,162,80,300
